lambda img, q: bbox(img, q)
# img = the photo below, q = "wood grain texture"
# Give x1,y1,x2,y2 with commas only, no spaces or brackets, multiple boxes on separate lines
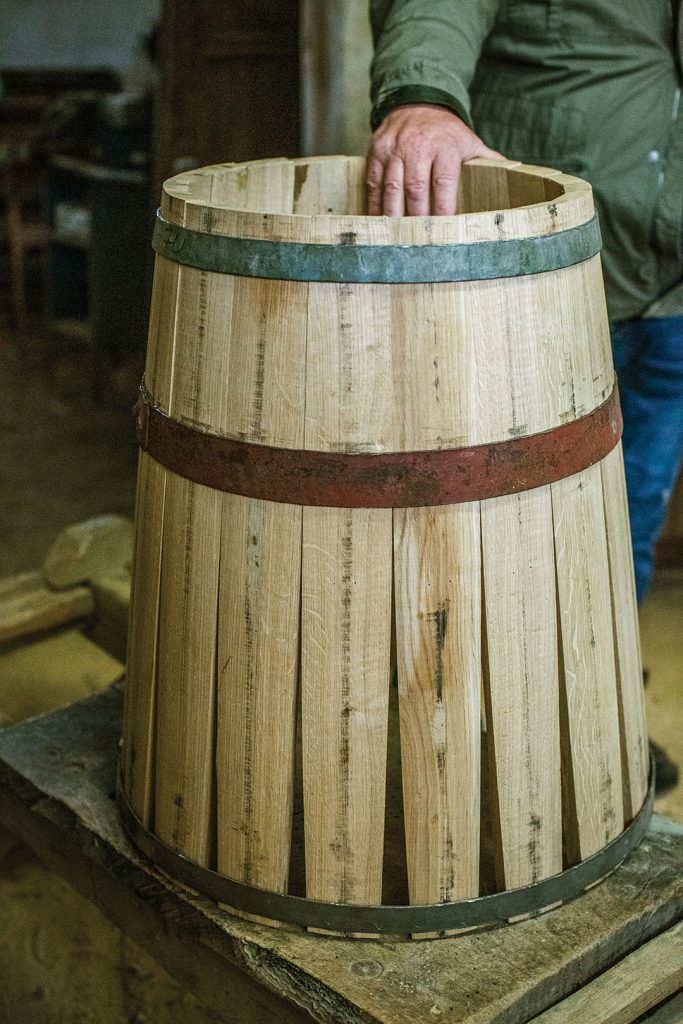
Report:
144,254,183,413
544,241,624,860
148,179,227,866
552,464,624,860
301,505,392,907
0,571,93,647
129,189,191,829
121,452,167,826
481,486,562,890
216,494,301,894
2,689,682,1024
124,156,638,925
304,279,393,454
299,162,393,915
154,473,221,866
165,220,236,435
212,161,304,917
469,175,565,891
530,921,683,1024
388,266,483,910
393,503,481,906
601,444,649,823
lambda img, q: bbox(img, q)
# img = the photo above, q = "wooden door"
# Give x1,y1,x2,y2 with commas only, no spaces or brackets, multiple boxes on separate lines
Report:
154,0,300,187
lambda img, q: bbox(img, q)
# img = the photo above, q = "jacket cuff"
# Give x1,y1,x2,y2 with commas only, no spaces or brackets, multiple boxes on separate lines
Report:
370,86,472,132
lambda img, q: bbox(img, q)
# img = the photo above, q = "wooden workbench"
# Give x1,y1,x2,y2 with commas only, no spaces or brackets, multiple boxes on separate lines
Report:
0,684,680,1024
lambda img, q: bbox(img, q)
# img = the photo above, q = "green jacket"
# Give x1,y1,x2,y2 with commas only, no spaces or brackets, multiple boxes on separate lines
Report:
370,0,683,320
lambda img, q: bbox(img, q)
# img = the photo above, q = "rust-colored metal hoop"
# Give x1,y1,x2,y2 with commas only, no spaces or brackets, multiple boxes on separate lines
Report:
134,381,622,509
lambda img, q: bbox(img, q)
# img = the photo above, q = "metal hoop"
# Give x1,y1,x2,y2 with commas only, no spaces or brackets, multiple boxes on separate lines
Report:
152,210,602,284
117,760,653,937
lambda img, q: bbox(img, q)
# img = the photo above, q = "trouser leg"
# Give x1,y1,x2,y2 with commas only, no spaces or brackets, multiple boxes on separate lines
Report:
611,316,683,603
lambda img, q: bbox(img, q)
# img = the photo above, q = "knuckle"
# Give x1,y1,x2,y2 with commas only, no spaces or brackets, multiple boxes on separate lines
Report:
383,179,404,194
405,180,429,198
432,173,458,189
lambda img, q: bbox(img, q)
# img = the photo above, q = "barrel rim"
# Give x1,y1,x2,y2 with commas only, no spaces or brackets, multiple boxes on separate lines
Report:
159,156,595,248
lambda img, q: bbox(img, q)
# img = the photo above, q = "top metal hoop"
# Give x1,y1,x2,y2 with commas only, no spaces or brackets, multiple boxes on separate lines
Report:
152,210,602,284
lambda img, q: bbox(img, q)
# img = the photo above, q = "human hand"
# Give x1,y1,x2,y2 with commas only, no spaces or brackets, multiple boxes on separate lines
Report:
367,104,503,216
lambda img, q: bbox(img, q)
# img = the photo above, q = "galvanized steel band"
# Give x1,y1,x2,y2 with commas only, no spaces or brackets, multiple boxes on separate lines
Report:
117,764,653,935
152,210,602,283
134,382,623,509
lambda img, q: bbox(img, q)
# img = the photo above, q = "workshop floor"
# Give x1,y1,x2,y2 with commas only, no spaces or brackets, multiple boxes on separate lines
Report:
0,329,139,577
0,326,681,822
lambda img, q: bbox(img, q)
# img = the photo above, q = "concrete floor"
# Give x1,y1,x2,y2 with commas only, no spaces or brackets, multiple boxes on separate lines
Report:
0,328,681,823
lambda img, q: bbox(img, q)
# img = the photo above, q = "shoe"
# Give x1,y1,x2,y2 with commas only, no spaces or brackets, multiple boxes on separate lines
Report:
650,739,680,796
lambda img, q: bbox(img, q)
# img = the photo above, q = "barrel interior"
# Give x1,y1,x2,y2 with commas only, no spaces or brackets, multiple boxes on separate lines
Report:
165,155,566,216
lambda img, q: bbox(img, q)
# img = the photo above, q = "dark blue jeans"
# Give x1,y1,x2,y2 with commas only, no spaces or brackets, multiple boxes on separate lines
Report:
611,316,683,603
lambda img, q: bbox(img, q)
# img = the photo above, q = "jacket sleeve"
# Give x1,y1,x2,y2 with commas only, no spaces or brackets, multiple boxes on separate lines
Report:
370,0,501,129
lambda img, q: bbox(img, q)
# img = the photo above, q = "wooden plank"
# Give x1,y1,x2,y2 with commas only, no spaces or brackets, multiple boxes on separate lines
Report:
0,693,310,1024
0,854,243,1024
292,155,358,215
121,451,167,827
1,689,682,1024
530,922,683,1024
393,502,481,909
144,170,247,869
163,216,235,435
89,568,131,663
460,159,522,213
600,444,649,822
552,463,624,860
301,192,394,913
209,162,304,923
481,486,563,890
144,252,182,412
154,473,221,866
388,261,482,924
301,505,392,908
0,630,122,723
641,992,683,1024
467,175,563,890
133,201,191,842
0,571,93,647
42,515,132,589
148,191,235,864
216,493,301,895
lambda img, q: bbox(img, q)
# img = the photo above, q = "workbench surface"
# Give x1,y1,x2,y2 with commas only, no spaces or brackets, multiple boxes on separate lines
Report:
0,684,680,1024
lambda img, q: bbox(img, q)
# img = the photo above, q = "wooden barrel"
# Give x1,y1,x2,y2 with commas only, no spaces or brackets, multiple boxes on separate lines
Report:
120,156,652,938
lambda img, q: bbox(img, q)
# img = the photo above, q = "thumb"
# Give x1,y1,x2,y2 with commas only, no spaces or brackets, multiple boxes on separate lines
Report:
462,132,505,162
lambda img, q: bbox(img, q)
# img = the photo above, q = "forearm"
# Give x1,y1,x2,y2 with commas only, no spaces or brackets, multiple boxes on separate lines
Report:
370,0,501,129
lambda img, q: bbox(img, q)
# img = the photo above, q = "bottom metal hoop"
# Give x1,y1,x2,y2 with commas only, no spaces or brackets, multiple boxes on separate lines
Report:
117,762,654,937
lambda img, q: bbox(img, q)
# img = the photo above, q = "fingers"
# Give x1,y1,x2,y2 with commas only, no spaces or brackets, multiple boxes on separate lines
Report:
366,154,385,215
367,105,506,217
382,155,405,216
370,155,457,217
431,151,460,216
404,159,432,216
367,153,432,217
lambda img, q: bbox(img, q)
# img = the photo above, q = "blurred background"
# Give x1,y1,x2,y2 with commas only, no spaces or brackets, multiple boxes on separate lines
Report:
0,0,378,574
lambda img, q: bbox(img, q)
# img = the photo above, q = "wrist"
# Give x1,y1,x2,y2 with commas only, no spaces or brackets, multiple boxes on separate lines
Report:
370,86,471,131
